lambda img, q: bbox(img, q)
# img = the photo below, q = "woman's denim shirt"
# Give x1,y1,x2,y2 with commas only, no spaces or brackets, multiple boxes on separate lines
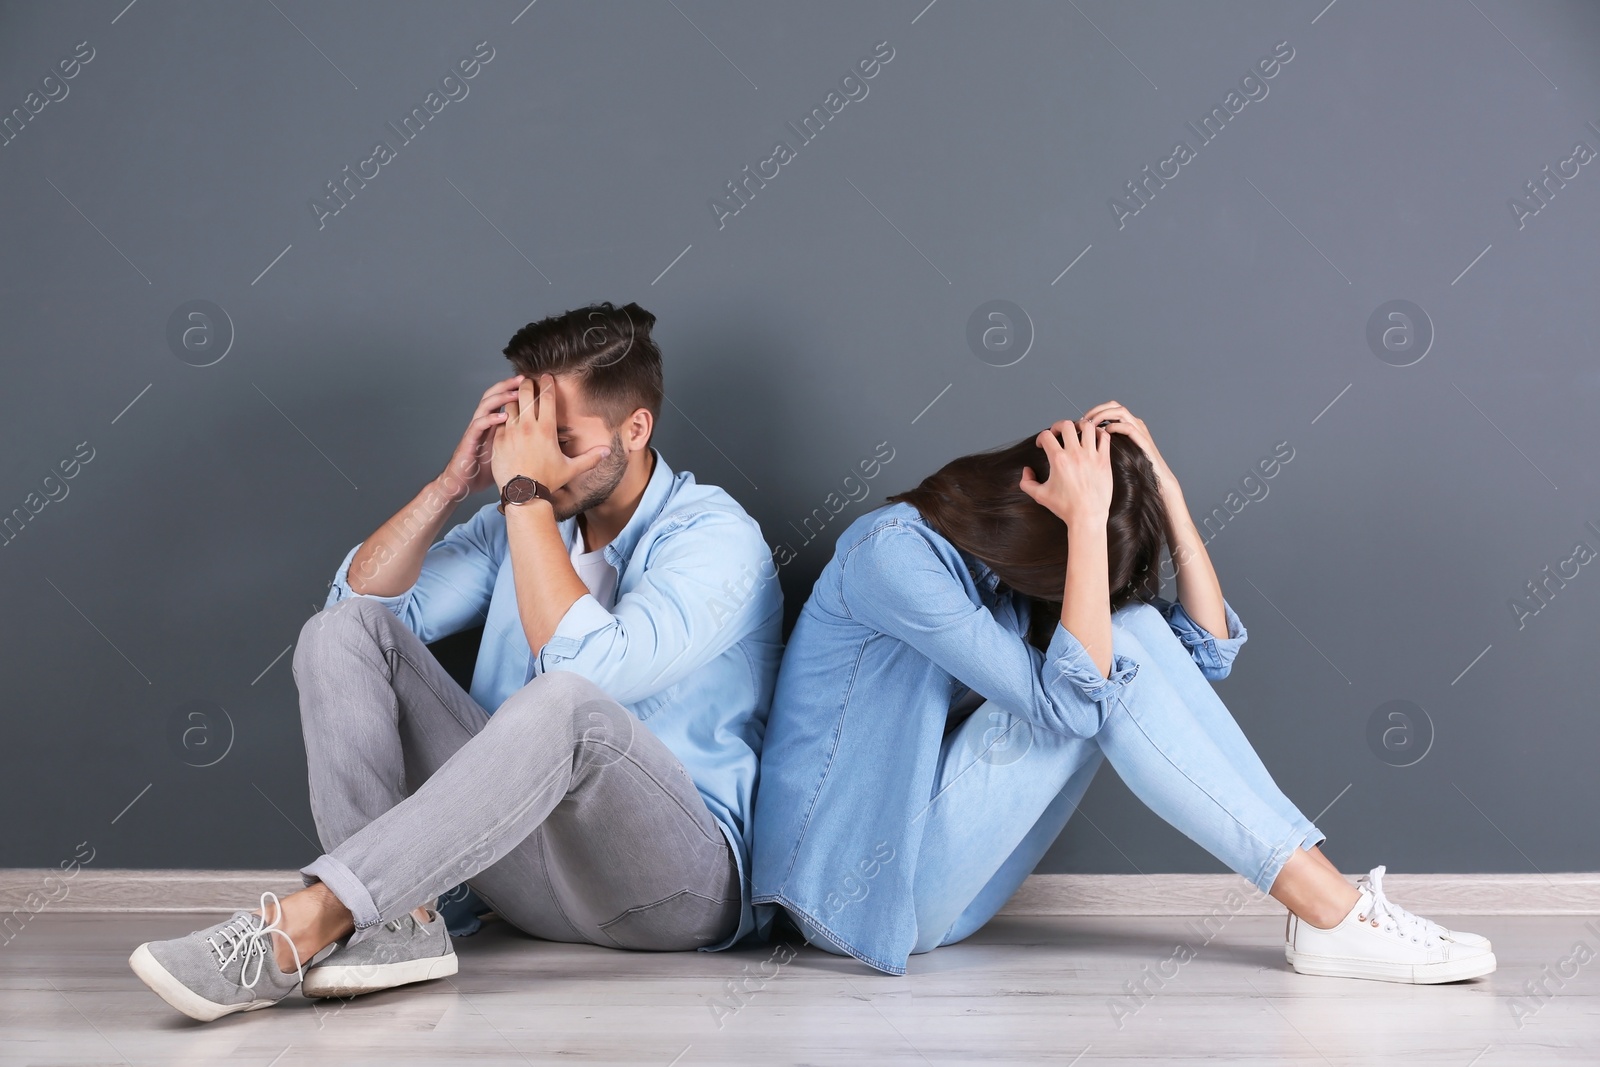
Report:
750,501,1247,975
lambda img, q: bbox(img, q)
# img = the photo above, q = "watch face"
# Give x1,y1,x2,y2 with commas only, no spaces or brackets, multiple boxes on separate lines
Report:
505,476,537,504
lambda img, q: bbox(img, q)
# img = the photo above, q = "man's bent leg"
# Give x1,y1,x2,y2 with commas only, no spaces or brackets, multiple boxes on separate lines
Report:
292,597,492,852
301,670,739,950
468,691,741,951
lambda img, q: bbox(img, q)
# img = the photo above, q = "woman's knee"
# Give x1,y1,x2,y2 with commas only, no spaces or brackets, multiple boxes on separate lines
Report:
1111,601,1192,668
1112,598,1168,639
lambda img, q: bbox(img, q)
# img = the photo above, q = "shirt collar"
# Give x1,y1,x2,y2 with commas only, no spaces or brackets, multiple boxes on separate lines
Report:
564,446,675,569
962,548,1006,598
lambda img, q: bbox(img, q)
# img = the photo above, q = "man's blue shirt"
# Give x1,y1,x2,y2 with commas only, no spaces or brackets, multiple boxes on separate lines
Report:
323,447,784,950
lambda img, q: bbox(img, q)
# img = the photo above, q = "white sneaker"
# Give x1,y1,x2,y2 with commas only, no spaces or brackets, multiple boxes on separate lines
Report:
1286,865,1496,984
1285,865,1492,964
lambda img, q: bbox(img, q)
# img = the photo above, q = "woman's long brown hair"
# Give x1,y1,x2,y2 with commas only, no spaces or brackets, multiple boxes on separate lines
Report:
885,429,1169,651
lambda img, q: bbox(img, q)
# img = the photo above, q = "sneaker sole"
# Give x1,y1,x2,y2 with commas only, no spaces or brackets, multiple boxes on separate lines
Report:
1289,948,1496,984
1286,938,1492,965
301,951,459,999
128,943,281,1022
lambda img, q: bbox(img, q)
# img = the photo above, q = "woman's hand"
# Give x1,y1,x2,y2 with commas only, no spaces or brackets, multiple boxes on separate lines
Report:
1087,401,1231,638
1019,417,1113,528
1082,400,1180,500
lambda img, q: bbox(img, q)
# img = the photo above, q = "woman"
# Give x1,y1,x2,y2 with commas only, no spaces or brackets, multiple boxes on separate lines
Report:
750,402,1494,983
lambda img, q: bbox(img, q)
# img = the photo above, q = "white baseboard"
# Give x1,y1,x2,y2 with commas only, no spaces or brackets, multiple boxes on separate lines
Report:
4,869,1599,916
999,872,1600,916
2,870,307,914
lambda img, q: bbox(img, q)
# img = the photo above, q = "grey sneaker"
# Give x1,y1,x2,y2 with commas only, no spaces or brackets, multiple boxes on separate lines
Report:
129,892,311,1022
301,906,457,999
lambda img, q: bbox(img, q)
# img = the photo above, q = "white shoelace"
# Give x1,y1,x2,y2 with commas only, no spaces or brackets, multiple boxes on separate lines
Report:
1355,865,1446,944
203,891,304,989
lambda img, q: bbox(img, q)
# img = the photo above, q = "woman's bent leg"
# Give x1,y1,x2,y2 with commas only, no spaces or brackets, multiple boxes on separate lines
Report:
928,748,1105,950
910,702,1105,953
1111,602,1326,854
1090,614,1321,896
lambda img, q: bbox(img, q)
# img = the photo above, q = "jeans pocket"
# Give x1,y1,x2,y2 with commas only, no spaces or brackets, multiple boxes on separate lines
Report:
598,889,739,951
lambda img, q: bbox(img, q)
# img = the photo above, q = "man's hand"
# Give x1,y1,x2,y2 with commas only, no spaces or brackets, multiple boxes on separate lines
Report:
1020,417,1113,529
439,374,525,499
490,373,612,492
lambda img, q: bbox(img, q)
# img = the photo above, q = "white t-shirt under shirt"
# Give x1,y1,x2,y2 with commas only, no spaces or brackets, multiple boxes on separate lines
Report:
570,529,619,610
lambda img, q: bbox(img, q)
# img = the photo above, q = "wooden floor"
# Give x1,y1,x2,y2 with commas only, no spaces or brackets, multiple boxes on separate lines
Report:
2,911,1595,1065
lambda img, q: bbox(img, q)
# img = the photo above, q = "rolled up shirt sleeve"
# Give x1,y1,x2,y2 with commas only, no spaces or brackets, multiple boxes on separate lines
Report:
1149,594,1248,680
839,523,1138,740
1044,616,1142,705
324,500,503,646
533,509,777,705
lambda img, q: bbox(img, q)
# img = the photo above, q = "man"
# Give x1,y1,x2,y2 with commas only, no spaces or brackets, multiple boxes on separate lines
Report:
129,301,784,1021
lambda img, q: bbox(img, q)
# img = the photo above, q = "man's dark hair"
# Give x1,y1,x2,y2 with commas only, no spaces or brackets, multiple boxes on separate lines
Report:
502,302,663,435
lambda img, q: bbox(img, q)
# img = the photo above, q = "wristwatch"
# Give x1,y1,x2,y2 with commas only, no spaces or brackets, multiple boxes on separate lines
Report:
498,475,553,513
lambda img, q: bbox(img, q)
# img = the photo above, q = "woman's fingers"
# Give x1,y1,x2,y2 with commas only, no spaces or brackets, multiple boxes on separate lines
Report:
1082,401,1147,439
1048,417,1079,442
1074,417,1100,451
1036,427,1067,457
1082,399,1124,421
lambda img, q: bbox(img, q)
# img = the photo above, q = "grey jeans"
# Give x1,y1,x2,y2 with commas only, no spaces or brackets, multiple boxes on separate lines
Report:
291,596,740,950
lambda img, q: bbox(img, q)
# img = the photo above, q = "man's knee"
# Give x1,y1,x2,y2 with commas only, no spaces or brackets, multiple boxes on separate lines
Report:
494,671,633,752
293,597,394,679
506,669,613,715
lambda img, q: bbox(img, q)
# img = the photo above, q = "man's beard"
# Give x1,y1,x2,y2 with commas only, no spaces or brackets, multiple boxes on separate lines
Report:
552,429,628,521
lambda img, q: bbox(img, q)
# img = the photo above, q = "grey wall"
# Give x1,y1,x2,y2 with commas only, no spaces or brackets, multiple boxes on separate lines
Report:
2,0,1596,879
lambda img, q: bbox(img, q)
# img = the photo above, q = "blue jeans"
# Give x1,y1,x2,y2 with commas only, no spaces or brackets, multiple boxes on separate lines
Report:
797,599,1324,955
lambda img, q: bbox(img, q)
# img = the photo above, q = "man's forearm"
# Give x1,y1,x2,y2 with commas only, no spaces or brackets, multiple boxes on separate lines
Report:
346,476,467,596
505,499,589,654
1161,487,1228,639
